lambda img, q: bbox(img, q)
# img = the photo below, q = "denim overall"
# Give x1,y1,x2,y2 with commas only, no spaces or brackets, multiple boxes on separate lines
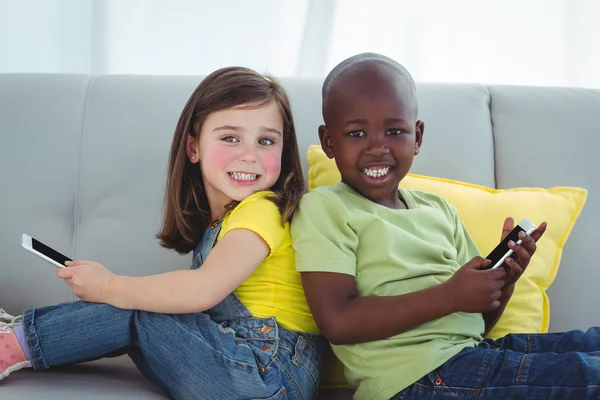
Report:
23,223,323,400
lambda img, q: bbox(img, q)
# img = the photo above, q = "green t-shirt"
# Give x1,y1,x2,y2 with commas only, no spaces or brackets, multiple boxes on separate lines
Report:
291,182,485,400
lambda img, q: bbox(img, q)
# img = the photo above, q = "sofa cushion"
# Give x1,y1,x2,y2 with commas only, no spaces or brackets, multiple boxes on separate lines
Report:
0,357,168,399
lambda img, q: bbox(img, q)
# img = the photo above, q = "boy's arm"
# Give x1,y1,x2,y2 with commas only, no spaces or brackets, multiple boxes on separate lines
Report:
301,271,457,344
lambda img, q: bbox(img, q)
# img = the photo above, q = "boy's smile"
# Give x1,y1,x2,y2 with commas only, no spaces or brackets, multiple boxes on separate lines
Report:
319,61,424,208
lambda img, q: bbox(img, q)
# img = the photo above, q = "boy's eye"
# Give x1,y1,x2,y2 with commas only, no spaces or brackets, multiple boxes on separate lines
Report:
387,129,405,136
222,136,239,143
258,138,274,146
347,130,365,137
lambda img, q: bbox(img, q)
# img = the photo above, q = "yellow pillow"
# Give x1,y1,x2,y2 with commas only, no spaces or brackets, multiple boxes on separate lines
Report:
307,145,587,389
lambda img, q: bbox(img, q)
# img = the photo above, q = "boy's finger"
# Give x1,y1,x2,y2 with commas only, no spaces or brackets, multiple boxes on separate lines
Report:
518,232,537,254
487,266,507,279
530,222,547,242
510,242,531,264
505,257,523,275
494,278,505,289
500,217,514,241
465,257,490,269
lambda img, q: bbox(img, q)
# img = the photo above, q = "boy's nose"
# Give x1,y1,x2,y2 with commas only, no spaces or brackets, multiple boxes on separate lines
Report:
365,138,390,157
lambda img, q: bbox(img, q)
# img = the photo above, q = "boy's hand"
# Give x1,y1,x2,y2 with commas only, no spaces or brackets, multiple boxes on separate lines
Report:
57,260,116,304
444,257,507,313
500,217,548,287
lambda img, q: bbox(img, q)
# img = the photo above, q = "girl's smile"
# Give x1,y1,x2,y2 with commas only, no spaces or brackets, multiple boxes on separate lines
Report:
227,171,262,185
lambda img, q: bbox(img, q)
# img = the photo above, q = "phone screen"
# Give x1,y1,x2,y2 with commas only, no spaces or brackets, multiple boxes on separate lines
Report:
32,238,72,266
480,225,526,270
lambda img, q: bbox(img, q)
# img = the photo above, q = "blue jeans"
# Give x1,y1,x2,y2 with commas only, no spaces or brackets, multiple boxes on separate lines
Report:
22,223,324,400
395,328,600,399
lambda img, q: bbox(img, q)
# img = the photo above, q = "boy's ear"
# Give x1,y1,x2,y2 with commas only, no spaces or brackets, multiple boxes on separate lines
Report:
414,120,425,155
186,133,200,163
318,125,335,159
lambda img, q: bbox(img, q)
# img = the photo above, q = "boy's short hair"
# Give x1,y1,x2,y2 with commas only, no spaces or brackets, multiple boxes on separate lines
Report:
322,52,417,102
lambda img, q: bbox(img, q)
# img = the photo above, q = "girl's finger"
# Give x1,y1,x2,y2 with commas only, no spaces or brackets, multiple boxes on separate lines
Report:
57,267,75,279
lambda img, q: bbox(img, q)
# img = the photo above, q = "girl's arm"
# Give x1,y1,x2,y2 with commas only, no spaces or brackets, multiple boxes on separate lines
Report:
59,228,268,313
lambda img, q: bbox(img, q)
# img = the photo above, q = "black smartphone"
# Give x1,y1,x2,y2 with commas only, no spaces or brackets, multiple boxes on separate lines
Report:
479,219,536,271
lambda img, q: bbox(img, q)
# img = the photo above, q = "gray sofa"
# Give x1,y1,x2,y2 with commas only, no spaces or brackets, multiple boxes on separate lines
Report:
1,74,599,399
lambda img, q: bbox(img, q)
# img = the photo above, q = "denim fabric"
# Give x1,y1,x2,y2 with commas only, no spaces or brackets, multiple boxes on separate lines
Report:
394,328,600,399
23,223,324,400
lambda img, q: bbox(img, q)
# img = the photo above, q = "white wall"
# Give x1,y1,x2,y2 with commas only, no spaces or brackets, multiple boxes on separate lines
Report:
100,0,311,76
1,0,599,88
0,0,93,73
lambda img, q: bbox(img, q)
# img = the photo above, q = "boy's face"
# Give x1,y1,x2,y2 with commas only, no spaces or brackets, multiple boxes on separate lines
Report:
319,64,423,208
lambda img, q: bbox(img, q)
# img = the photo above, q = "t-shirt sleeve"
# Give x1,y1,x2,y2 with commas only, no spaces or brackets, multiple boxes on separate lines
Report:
290,189,358,276
219,194,286,256
449,204,482,265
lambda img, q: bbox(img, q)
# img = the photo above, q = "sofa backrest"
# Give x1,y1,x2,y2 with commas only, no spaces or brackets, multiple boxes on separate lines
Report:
1,74,599,331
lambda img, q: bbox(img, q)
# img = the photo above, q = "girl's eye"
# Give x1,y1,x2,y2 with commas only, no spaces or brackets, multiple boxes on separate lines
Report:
222,136,239,143
387,129,405,136
258,138,274,146
348,130,365,137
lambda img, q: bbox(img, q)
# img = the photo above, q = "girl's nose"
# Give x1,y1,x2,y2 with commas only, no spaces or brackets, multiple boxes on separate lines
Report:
237,145,258,163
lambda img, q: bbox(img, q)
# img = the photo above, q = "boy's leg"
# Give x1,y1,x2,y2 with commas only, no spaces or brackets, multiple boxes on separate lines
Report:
19,301,284,399
492,327,600,354
397,329,600,399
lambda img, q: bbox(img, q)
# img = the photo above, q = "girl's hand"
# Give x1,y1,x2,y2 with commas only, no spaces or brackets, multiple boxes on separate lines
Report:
444,257,507,313
500,217,548,287
57,260,116,304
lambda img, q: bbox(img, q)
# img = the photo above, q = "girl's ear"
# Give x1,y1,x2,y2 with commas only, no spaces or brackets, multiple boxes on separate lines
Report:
186,133,200,163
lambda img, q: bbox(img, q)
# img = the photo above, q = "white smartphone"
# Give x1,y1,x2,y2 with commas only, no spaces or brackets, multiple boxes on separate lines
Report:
480,218,537,270
21,234,72,268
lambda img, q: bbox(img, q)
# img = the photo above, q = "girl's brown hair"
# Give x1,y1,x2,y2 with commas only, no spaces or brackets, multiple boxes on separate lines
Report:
156,67,306,254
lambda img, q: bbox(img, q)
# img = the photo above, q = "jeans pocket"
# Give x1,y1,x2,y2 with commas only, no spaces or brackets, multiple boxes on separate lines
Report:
250,386,288,400
432,345,496,391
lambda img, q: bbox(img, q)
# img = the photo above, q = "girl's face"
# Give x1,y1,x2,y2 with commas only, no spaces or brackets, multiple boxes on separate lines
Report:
188,101,284,216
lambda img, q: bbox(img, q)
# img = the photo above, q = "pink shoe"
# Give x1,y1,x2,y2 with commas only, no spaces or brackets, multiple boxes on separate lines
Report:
0,308,18,323
0,309,31,381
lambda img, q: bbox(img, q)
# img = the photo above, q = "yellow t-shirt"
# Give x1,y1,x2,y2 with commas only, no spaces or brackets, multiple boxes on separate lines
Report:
217,191,318,333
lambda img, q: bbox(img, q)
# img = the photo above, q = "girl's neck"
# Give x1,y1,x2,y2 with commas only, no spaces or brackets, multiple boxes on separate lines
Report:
203,181,234,223
209,201,228,223
207,193,239,225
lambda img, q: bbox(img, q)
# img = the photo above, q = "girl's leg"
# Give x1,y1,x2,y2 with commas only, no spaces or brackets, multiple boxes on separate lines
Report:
5,301,290,399
23,301,133,369
129,311,290,400
397,328,600,400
